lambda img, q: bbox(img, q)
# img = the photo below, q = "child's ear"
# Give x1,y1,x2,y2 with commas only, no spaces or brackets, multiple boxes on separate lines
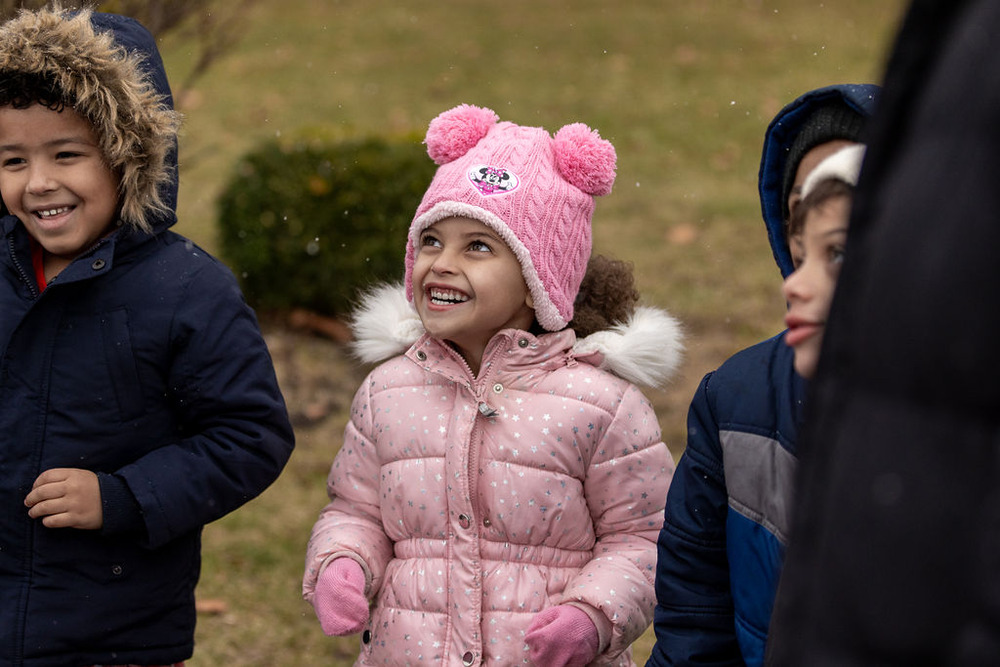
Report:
525,292,535,309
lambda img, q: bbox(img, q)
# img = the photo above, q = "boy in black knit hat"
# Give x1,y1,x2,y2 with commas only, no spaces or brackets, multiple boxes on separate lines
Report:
647,84,878,666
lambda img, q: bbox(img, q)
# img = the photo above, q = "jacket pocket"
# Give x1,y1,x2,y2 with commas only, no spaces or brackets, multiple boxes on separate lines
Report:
99,308,145,421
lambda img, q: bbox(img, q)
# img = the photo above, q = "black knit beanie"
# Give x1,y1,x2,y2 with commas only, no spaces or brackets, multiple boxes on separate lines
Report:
781,102,866,220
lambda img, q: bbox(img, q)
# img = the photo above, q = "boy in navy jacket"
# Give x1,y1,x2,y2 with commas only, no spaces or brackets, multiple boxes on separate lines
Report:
0,7,294,665
646,84,878,667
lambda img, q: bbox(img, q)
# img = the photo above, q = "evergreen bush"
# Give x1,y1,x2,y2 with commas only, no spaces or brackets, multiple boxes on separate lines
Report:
217,135,435,317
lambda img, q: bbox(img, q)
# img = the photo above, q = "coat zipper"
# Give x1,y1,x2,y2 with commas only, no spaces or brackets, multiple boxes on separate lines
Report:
460,347,503,653
7,236,39,299
461,338,508,528
420,335,508,527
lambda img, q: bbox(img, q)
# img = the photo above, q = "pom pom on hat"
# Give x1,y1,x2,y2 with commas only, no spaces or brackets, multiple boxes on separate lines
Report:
425,104,499,165
553,123,617,196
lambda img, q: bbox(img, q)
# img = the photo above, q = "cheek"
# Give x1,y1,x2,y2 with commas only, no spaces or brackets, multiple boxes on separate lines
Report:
496,264,528,294
0,174,17,203
818,272,841,311
411,255,431,284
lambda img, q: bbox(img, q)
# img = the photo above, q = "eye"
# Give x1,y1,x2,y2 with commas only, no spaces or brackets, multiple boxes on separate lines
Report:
419,233,442,249
1,156,25,168
469,239,492,253
829,245,846,265
55,150,83,160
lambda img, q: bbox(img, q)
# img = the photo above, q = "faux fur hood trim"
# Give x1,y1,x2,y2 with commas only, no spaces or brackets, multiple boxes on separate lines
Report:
572,305,684,388
350,283,684,389
0,7,180,232
349,283,426,365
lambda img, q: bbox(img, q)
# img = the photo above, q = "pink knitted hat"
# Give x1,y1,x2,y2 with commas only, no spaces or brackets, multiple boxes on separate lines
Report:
404,104,617,331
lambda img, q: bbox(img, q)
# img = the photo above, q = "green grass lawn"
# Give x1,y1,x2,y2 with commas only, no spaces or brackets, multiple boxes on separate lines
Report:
157,1,908,663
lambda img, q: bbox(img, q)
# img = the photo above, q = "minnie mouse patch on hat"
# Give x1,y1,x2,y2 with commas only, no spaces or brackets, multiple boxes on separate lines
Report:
469,164,520,196
405,104,617,331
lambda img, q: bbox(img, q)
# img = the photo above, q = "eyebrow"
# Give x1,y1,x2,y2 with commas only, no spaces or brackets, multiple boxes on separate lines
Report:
0,136,95,152
423,226,502,242
819,226,849,238
462,230,501,242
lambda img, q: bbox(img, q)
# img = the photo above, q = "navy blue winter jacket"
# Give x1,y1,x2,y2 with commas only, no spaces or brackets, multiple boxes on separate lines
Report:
646,83,879,667
0,11,294,667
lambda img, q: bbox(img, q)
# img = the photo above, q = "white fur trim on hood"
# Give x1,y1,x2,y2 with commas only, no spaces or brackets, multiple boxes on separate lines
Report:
572,306,684,388
349,283,684,389
349,283,424,364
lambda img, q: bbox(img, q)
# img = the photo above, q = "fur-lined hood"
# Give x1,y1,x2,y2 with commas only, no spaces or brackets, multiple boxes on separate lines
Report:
350,283,684,389
0,7,180,233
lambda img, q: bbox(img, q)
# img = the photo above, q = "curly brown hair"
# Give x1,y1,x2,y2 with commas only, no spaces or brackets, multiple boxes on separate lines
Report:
568,254,640,338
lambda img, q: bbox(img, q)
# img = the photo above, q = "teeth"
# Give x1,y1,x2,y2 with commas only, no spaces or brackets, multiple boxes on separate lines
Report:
429,288,469,305
37,207,70,218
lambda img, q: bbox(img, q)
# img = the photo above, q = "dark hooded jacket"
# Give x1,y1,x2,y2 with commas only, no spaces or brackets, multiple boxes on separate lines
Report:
767,1,1000,664
0,10,294,666
645,83,879,667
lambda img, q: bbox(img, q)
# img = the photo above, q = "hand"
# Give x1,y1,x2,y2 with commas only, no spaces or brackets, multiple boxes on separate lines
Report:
525,605,600,667
25,468,103,529
312,558,369,636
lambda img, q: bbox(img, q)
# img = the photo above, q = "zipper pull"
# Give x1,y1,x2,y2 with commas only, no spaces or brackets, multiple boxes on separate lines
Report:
478,402,498,418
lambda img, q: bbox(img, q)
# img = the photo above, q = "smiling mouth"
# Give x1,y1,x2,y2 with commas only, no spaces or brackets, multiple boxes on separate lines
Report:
35,206,72,219
428,288,470,306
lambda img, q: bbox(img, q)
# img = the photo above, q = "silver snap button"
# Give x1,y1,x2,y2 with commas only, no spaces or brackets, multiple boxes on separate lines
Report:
518,338,529,348
462,651,475,666
111,564,123,576
416,350,427,361
458,513,471,529
492,383,503,394
91,259,106,270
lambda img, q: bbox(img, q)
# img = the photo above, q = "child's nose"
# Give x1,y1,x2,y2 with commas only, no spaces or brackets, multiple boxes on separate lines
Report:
782,266,810,302
26,164,56,194
430,249,458,274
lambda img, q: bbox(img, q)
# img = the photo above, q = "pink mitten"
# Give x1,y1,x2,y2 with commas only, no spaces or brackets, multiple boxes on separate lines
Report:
312,558,369,636
525,605,600,667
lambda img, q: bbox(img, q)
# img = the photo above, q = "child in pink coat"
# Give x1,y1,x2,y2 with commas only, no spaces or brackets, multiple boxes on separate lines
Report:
303,104,683,666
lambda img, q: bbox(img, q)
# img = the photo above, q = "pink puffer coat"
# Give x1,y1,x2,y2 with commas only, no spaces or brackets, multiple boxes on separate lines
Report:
304,286,682,666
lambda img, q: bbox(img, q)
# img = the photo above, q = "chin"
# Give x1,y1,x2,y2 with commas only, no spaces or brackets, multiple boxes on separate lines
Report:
793,356,817,379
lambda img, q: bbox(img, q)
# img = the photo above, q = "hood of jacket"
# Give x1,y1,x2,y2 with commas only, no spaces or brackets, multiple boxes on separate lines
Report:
0,7,180,235
758,83,880,278
349,282,685,389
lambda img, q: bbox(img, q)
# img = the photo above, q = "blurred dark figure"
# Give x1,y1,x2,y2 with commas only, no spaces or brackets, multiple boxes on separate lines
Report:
766,0,1000,664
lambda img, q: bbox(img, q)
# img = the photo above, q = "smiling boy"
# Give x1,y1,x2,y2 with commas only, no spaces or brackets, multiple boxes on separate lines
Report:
0,103,118,285
0,8,293,666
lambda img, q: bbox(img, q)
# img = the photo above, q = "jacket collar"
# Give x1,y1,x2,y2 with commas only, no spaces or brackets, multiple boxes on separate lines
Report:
351,282,684,389
2,213,159,288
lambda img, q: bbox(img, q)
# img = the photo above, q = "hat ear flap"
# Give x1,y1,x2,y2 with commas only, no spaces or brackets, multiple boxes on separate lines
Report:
425,104,498,165
553,123,617,196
